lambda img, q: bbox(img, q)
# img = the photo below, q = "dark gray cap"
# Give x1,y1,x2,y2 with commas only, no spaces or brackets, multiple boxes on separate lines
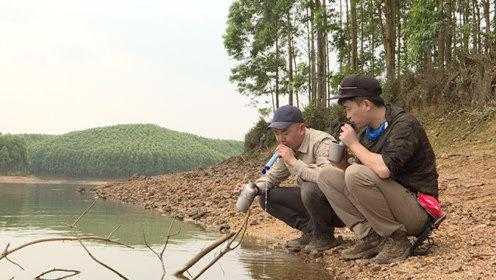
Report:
329,75,383,104
268,105,304,130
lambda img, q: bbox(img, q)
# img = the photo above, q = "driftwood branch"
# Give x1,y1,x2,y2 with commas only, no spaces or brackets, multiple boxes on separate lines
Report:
34,268,81,280
79,240,129,280
174,210,251,278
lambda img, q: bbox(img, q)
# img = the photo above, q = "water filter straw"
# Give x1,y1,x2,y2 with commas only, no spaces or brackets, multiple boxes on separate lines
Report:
261,152,280,174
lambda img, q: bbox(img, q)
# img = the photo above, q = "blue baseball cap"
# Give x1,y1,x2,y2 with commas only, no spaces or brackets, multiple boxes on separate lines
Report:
268,105,304,130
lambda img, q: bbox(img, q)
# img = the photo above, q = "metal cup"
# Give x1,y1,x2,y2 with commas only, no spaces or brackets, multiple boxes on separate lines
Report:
328,141,345,163
235,182,259,213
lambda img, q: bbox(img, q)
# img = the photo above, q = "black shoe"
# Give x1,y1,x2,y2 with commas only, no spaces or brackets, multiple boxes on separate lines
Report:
341,230,384,260
285,233,312,252
302,235,340,253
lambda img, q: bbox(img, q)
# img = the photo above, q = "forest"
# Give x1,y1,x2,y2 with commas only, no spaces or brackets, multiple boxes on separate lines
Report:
224,0,495,112
0,125,243,178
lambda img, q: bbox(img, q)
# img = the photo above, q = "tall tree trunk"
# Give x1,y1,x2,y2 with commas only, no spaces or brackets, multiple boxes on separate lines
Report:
287,10,294,106
437,0,446,68
360,0,365,72
323,0,331,102
345,0,350,65
350,0,358,72
310,5,317,104
315,0,327,108
379,0,397,97
396,0,402,77
293,54,298,106
472,0,481,54
275,36,280,109
483,0,491,53
494,0,496,32
463,2,469,53
307,7,313,104
445,0,454,66
339,0,344,71
371,0,377,74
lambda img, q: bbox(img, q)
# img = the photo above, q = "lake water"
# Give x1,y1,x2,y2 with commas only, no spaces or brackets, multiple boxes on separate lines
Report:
0,182,332,279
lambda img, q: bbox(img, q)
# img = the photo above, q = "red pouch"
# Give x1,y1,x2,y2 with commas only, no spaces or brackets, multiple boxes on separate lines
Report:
417,193,446,220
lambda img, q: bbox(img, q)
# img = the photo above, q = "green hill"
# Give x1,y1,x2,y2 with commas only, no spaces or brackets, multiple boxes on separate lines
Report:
23,124,243,178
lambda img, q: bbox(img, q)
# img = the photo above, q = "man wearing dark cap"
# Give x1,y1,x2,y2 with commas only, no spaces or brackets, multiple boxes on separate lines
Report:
250,105,344,253
317,75,439,264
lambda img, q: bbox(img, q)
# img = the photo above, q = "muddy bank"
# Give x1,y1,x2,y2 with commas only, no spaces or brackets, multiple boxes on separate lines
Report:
95,145,496,279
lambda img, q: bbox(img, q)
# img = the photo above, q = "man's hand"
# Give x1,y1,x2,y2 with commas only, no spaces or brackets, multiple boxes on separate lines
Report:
339,124,359,147
232,182,264,196
232,183,244,195
276,144,297,166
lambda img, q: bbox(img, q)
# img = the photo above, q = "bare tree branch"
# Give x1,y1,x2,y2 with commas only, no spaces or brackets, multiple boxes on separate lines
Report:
106,224,121,239
2,244,24,271
160,220,179,259
78,240,129,280
0,236,132,262
173,232,235,277
69,198,98,228
143,232,166,280
174,210,251,278
34,268,80,280
143,219,180,280
191,210,250,280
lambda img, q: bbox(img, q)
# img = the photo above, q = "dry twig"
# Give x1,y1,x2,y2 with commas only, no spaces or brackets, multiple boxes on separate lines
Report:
106,224,121,239
79,240,129,280
34,268,80,280
143,219,180,280
69,198,98,228
2,243,25,271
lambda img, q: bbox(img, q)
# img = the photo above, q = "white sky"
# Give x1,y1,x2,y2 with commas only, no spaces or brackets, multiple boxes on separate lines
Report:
0,0,260,140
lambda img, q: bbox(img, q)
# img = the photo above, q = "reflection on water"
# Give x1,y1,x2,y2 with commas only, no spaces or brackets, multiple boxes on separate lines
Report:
0,183,332,279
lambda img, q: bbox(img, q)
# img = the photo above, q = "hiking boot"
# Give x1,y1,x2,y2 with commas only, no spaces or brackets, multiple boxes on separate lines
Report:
285,233,312,252
341,230,384,260
369,230,411,264
302,234,340,253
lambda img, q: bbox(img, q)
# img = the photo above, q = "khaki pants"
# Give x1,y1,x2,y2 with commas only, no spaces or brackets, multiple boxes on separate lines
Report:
317,164,428,239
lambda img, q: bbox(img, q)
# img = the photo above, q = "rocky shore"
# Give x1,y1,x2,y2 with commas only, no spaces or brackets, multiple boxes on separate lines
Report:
95,144,496,279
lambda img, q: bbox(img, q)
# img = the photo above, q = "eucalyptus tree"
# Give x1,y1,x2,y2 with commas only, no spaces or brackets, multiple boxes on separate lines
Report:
224,0,299,109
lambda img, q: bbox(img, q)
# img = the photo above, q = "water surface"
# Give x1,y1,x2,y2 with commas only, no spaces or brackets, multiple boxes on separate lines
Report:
0,183,332,279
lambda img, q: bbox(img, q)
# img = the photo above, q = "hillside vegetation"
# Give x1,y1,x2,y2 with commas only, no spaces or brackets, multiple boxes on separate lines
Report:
2,124,243,178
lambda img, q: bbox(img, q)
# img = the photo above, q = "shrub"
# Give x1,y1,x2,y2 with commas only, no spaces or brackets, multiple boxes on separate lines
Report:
244,118,276,152
302,103,346,138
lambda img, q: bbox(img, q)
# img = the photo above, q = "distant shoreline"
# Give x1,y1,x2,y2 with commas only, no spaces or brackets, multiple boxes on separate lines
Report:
0,176,111,186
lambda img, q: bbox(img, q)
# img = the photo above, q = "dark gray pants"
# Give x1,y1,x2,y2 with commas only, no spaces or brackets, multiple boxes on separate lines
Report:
258,181,344,235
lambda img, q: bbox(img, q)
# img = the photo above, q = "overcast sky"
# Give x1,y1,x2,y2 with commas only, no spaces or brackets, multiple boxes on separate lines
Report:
0,0,260,140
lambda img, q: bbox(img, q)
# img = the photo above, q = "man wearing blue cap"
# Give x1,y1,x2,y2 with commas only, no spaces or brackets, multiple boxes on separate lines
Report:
252,105,344,253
